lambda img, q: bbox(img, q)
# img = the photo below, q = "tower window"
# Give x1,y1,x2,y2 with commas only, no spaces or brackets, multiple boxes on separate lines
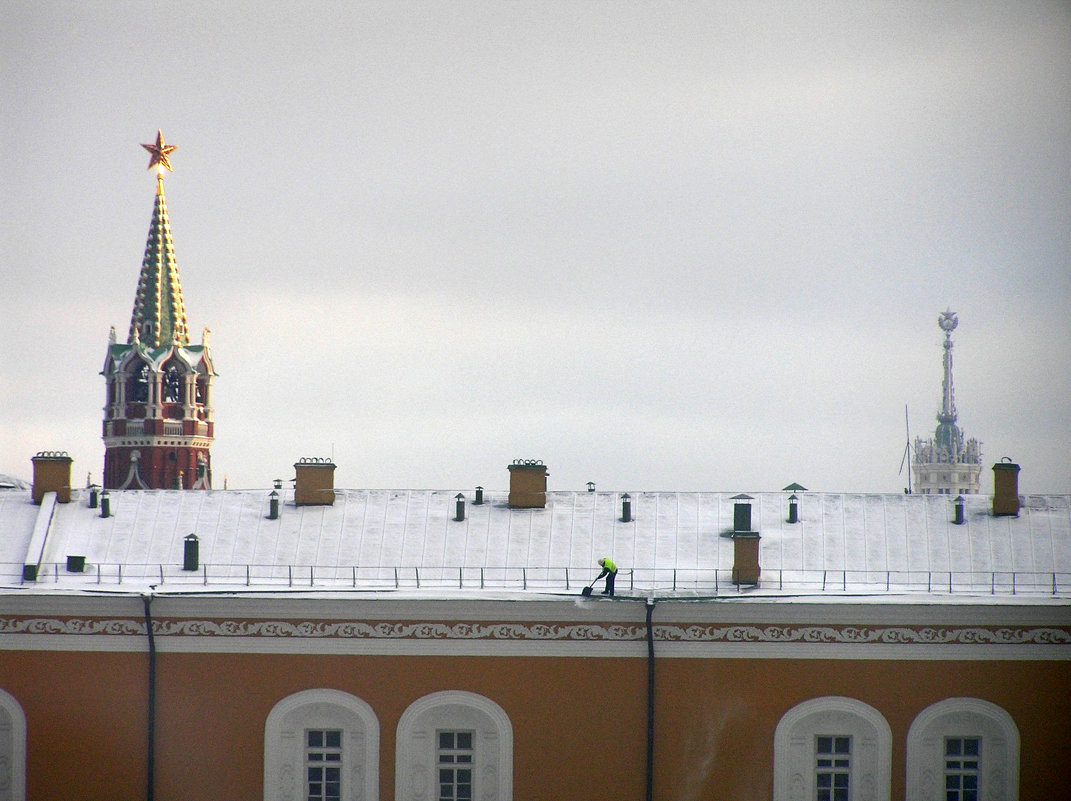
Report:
129,363,150,403
163,365,183,403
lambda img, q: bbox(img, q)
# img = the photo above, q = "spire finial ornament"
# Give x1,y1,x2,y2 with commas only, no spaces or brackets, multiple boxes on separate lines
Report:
141,130,177,175
938,308,958,335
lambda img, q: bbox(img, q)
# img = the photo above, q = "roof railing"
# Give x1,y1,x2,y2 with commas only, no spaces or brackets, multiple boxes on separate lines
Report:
7,564,1070,597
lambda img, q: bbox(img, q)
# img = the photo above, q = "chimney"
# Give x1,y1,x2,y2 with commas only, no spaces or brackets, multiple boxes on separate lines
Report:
32,451,73,504
294,457,336,506
730,494,760,586
992,459,1020,517
508,460,548,508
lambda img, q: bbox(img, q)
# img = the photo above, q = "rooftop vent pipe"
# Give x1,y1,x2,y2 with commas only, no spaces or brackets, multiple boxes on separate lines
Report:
183,534,199,571
100,489,111,518
268,490,280,520
953,495,966,525
732,493,753,533
787,494,799,524
621,493,632,523
474,486,484,505
455,493,466,521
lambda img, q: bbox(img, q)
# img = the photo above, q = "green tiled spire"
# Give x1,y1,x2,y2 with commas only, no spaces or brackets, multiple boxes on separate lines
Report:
128,132,189,348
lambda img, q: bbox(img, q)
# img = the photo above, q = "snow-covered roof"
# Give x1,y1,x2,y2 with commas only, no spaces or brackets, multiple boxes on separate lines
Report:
3,487,1069,599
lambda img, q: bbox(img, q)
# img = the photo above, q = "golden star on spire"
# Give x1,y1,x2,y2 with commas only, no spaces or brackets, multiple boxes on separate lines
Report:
141,130,177,174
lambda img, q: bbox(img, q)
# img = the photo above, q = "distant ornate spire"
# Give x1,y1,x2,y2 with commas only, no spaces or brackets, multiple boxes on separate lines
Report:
913,309,982,494
128,131,189,348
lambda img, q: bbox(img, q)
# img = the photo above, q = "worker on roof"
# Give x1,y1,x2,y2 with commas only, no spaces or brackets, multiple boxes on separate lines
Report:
596,557,618,597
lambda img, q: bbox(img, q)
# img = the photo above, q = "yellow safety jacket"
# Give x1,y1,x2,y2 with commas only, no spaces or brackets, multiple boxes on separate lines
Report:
598,558,618,574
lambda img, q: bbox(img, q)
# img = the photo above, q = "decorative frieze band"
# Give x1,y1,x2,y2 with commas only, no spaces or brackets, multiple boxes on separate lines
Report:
1,616,1068,646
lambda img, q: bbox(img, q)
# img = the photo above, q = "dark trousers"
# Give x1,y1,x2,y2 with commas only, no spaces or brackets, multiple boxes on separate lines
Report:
603,571,617,596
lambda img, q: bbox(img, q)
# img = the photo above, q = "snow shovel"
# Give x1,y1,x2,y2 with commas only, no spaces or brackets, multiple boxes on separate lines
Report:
580,576,599,597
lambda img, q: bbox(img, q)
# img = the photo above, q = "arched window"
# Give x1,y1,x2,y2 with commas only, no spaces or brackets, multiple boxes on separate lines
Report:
162,361,184,404
127,361,151,403
774,696,891,801
0,688,26,801
396,691,512,801
906,698,1019,801
264,689,379,801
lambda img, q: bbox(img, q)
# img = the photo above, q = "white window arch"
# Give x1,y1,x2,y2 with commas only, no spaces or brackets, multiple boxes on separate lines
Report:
774,696,891,801
396,690,512,801
906,698,1019,801
264,689,379,801
0,688,26,801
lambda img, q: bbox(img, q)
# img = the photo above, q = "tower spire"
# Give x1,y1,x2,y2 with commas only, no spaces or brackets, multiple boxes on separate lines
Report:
912,309,981,495
936,308,958,443
129,130,189,348
101,132,215,490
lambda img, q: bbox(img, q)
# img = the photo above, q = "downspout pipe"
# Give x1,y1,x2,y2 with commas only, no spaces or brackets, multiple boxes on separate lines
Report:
645,598,656,801
142,593,157,801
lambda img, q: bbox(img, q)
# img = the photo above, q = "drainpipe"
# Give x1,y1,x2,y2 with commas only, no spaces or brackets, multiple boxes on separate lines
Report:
142,594,157,801
645,598,656,801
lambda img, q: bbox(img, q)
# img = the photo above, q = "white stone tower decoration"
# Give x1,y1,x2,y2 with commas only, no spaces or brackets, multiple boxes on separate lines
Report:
913,309,981,495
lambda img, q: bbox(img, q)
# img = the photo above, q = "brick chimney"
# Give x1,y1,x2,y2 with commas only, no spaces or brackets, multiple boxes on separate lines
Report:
508,460,548,508
730,494,760,585
293,457,336,506
31,451,73,504
992,459,1020,517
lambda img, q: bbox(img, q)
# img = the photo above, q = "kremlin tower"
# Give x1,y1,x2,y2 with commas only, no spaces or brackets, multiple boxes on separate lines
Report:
912,309,981,495
101,131,215,490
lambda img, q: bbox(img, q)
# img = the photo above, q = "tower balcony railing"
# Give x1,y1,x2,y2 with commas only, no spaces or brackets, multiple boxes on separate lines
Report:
10,563,1071,598
162,421,183,436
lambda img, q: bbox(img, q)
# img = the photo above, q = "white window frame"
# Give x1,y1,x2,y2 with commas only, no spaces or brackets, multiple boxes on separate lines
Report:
264,689,379,801
906,698,1019,801
774,696,891,801
0,688,26,801
396,691,512,801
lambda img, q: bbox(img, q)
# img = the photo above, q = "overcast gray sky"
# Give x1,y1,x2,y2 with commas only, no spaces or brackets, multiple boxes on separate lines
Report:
2,1,1069,494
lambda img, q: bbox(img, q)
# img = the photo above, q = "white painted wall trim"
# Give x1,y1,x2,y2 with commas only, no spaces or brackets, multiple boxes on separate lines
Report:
906,697,1019,801
774,696,891,801
0,687,26,801
396,690,513,801
264,688,379,801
